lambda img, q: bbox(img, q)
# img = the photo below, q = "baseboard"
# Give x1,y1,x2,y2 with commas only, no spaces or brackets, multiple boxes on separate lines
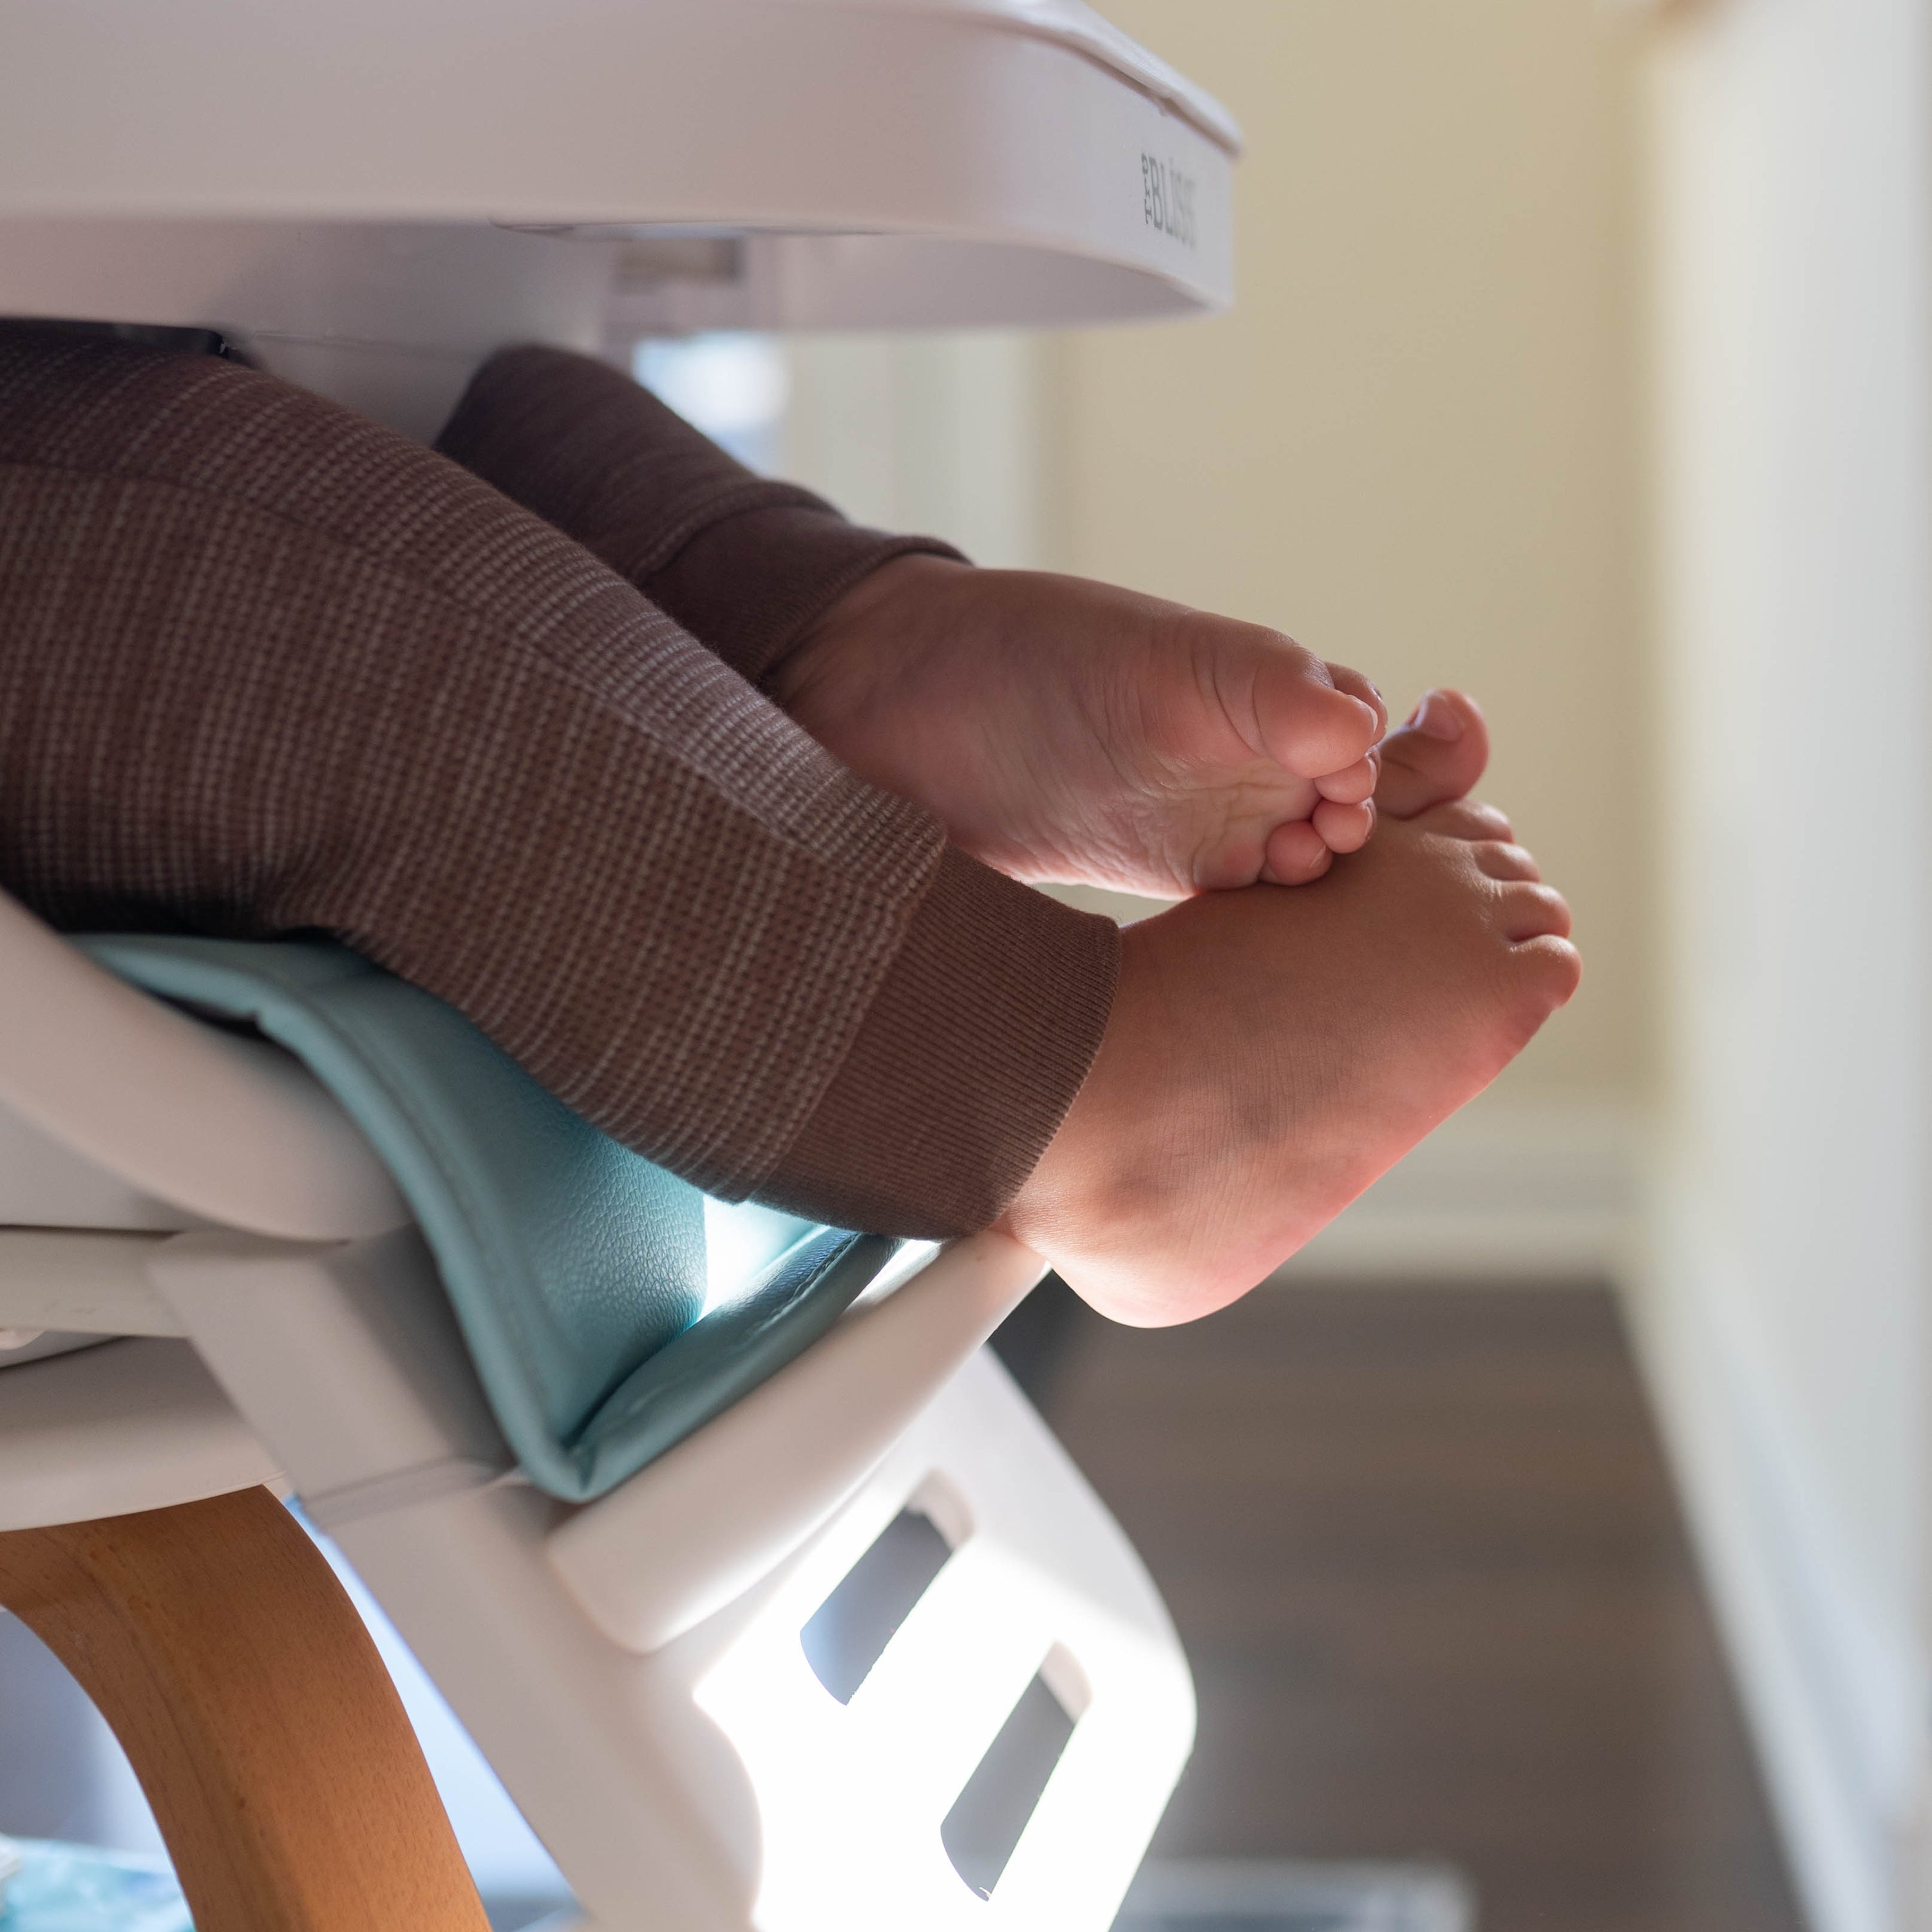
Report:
1625,1198,1928,1932
1269,1096,1641,1283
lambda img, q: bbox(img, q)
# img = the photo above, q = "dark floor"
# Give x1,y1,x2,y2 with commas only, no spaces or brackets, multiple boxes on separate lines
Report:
994,1280,1805,1932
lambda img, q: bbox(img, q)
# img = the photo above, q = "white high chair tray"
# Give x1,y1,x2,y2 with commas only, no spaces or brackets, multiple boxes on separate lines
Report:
0,0,1237,433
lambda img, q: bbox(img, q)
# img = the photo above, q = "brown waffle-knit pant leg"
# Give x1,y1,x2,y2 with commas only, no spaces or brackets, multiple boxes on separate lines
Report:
435,343,965,688
0,332,1116,1234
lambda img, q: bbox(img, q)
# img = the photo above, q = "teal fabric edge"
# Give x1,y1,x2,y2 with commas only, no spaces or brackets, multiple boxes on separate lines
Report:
574,1226,894,1487
79,934,891,1503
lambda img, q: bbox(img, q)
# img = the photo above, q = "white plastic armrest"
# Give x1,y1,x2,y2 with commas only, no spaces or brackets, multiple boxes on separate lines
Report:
545,1229,1049,1653
0,894,407,1240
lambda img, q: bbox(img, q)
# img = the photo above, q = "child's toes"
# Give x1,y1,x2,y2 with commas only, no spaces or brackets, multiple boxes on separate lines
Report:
1250,645,1384,776
1314,753,1378,807
1260,817,1334,886
1312,796,1374,854
1376,690,1489,819
1325,661,1388,739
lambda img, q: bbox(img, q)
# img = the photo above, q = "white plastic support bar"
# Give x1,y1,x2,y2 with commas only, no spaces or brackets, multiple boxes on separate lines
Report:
0,1336,279,1531
545,1232,1048,1653
146,1228,512,1519
0,896,408,1242
0,1229,185,1338
0,1095,207,1232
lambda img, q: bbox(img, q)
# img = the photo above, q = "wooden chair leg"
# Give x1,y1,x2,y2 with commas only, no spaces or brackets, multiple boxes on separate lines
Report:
0,1485,490,1932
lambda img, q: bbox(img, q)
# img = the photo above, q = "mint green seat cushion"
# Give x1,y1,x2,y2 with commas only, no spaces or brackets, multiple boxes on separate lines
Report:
80,936,893,1502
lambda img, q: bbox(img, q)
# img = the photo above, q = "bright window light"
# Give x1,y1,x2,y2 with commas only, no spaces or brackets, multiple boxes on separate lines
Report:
702,1197,817,1314
634,334,789,473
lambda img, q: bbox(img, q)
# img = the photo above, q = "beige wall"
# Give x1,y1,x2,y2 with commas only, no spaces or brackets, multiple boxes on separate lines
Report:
1040,0,1649,1106
1634,3,1932,1925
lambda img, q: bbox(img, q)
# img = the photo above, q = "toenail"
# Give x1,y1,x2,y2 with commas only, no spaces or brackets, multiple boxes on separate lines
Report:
1414,691,1465,741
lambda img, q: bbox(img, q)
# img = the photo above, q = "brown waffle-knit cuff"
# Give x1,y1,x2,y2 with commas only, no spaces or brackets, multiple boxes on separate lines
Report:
757,848,1121,1238
645,505,961,686
437,345,963,683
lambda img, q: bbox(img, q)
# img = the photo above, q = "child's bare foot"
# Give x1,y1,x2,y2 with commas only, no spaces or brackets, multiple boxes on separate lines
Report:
775,557,1388,895
999,802,1580,1324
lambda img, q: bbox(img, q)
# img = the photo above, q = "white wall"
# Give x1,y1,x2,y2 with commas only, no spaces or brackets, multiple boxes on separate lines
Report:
1640,3,1932,1927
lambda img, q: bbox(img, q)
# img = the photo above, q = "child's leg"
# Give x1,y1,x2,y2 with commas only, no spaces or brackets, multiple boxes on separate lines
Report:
0,332,1577,1323
439,348,1392,898
0,330,1110,1237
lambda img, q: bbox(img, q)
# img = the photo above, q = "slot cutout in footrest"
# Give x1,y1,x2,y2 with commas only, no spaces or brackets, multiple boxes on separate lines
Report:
941,1652,1084,1900
801,1504,954,1704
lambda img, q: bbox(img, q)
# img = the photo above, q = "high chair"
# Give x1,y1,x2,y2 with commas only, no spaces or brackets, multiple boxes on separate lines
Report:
0,897,1195,1932
0,3,1239,1926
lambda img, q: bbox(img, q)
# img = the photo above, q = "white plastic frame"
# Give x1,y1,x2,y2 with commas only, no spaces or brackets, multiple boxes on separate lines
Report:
0,889,1197,1931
